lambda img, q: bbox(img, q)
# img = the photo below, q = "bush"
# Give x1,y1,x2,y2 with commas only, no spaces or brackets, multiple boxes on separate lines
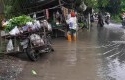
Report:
111,15,122,23
79,22,84,27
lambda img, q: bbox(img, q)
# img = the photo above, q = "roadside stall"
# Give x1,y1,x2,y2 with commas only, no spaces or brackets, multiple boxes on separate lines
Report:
20,0,76,38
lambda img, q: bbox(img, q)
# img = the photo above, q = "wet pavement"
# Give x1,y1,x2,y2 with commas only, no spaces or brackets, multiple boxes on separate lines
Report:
1,23,125,80
0,56,26,80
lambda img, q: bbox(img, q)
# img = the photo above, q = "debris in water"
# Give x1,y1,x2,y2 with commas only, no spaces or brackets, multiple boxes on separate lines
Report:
32,70,37,75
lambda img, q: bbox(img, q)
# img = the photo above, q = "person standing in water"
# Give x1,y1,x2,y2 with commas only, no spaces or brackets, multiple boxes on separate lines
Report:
66,11,78,42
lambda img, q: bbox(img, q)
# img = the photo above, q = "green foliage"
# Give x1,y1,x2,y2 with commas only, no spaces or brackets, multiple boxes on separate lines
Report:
3,0,22,18
111,15,122,23
98,0,109,7
109,0,121,14
82,0,109,8
84,0,98,8
79,22,84,27
4,5,13,18
121,0,125,12
5,15,33,32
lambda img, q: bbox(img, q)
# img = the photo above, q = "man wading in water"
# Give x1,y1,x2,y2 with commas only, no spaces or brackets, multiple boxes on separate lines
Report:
66,11,78,42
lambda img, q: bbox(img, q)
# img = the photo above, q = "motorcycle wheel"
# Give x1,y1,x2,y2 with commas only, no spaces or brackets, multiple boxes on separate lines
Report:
101,21,104,27
26,43,39,61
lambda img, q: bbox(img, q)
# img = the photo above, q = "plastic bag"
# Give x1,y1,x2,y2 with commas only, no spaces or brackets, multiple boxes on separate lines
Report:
21,39,29,49
26,22,33,26
6,39,14,52
47,23,52,31
9,26,20,36
22,26,29,32
30,34,44,46
33,20,41,30
36,20,41,28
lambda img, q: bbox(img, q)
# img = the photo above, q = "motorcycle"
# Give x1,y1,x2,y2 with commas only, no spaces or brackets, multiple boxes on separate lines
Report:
105,16,110,25
98,18,104,27
122,18,125,27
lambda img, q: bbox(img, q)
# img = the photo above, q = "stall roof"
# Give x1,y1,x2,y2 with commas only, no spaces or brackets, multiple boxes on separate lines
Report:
20,0,74,14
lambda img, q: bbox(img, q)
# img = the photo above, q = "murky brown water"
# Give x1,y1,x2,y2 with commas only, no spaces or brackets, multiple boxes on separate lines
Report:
1,23,125,80
17,39,100,80
17,23,125,80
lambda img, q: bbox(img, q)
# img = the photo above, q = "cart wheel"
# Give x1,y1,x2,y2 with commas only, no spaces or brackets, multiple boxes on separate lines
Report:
26,44,39,61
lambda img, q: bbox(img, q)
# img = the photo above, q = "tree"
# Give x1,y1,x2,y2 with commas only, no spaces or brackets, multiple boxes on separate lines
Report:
3,0,23,18
107,0,121,15
121,0,125,12
84,0,98,8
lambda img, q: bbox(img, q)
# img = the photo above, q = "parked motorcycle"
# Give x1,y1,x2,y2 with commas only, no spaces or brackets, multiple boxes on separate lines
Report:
98,12,104,27
122,18,125,27
98,19,104,27
105,16,110,25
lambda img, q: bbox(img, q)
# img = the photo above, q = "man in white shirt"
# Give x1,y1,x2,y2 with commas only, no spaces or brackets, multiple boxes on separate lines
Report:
66,12,78,41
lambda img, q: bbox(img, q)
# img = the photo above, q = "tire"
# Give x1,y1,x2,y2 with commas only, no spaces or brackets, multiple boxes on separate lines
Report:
26,43,39,61
100,23,104,27
100,20,104,27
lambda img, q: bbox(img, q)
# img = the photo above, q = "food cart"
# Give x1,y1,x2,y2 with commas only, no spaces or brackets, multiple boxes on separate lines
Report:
0,15,54,61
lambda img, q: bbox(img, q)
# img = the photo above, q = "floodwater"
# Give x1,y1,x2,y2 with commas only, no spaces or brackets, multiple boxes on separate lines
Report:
1,23,125,80
96,23,125,80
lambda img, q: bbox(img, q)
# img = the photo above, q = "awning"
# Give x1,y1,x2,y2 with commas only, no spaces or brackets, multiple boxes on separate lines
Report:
20,0,75,14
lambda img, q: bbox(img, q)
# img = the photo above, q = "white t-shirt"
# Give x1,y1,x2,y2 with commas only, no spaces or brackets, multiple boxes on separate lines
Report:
66,17,78,30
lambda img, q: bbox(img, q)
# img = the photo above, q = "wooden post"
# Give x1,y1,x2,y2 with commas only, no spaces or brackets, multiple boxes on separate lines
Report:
58,0,66,20
58,0,62,11
88,13,90,32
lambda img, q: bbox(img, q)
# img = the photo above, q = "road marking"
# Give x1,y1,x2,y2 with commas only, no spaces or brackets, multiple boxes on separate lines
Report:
102,44,120,55
112,41,125,44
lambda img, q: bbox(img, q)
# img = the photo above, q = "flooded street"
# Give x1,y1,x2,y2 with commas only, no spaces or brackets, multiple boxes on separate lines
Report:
1,23,125,80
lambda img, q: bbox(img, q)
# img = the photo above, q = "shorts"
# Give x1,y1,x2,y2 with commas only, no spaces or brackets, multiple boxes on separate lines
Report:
69,29,76,35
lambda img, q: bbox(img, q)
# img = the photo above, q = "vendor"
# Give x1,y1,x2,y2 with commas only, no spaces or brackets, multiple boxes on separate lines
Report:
66,11,78,42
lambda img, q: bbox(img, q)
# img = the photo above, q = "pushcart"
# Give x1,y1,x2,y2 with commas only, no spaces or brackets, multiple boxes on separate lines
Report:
0,21,54,61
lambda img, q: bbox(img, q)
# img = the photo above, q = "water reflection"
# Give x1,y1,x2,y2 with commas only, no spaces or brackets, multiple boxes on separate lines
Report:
99,58,125,80
97,24,125,80
65,42,77,66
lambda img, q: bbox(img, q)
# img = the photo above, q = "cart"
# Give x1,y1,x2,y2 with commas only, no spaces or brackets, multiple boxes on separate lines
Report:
0,21,54,61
